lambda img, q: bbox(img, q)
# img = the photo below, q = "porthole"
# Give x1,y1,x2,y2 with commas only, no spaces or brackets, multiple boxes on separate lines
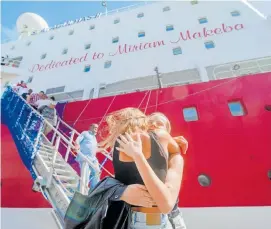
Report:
265,105,271,111
233,64,240,71
198,174,211,187
268,170,271,180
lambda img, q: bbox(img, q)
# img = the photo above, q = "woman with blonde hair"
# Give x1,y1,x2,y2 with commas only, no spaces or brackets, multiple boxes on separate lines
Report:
100,107,185,229
148,112,188,155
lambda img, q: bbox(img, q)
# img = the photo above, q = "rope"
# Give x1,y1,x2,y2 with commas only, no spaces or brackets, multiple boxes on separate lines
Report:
155,89,159,112
72,98,92,127
138,90,151,109
148,76,241,108
98,95,117,126
63,90,152,124
96,95,117,174
143,90,152,114
66,76,242,123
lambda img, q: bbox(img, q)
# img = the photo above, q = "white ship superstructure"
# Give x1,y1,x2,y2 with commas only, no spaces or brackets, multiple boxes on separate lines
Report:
2,1,271,102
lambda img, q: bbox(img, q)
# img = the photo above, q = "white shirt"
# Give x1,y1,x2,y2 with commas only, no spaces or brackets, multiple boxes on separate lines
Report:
35,99,54,109
14,86,28,95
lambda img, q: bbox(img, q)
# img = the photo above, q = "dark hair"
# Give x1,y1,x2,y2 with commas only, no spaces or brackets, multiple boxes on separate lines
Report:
50,96,55,101
40,91,45,94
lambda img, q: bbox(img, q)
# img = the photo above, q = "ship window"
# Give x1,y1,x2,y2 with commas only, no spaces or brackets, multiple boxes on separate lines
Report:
62,48,68,55
166,25,174,31
172,47,182,55
104,61,112,69
191,0,198,5
27,76,33,83
49,35,54,40
69,30,74,35
114,18,120,24
26,41,31,46
138,31,145,38
137,12,144,18
183,107,198,121
204,41,215,49
89,25,95,30
163,6,170,12
198,174,211,187
41,53,47,59
85,43,91,50
10,46,15,50
46,86,65,95
84,65,91,72
198,17,208,24
228,101,245,116
112,36,119,43
231,11,241,17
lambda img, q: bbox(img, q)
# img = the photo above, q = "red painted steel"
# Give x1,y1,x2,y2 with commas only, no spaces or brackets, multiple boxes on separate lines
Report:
1,125,51,208
1,73,271,208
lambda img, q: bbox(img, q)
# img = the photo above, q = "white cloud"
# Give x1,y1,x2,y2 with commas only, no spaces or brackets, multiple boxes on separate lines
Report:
1,25,18,42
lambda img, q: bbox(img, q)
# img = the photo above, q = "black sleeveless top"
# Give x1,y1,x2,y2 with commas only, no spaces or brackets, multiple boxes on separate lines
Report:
113,132,168,185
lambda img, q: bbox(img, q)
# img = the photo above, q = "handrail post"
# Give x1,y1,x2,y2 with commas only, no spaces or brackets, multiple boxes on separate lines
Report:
51,119,60,144
46,135,61,189
64,130,75,162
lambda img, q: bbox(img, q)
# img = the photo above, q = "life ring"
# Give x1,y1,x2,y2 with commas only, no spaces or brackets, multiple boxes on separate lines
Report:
232,64,240,71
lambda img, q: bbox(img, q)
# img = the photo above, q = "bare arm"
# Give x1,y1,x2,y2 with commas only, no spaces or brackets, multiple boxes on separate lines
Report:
117,132,184,214
26,94,31,103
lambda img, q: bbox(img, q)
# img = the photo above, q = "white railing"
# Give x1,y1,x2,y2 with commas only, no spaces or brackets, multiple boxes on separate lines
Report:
101,1,152,16
212,56,271,80
99,79,201,98
55,117,113,162
99,85,157,97
10,88,112,195
1,56,22,68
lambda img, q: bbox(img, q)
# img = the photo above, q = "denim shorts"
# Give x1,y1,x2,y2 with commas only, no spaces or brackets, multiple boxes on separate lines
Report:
129,211,173,229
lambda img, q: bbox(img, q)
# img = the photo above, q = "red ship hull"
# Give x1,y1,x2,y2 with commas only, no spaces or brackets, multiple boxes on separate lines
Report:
1,73,271,228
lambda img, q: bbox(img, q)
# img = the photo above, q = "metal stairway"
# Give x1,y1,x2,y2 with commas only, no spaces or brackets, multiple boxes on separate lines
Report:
1,86,111,228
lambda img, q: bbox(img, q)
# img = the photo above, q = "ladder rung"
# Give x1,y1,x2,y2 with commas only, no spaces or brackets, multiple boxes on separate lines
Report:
53,174,77,182
62,183,78,189
54,168,72,176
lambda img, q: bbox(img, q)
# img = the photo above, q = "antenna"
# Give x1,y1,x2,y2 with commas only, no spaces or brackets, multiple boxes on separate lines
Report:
154,66,163,89
102,1,108,16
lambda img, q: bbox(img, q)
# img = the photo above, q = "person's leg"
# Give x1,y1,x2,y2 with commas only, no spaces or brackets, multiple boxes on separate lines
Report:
79,160,91,195
89,159,100,189
43,123,52,135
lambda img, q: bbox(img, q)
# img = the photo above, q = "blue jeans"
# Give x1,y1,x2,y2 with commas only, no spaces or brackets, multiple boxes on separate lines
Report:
130,211,173,229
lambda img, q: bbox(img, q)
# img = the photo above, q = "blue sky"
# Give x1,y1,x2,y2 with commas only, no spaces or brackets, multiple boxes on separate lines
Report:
1,1,142,42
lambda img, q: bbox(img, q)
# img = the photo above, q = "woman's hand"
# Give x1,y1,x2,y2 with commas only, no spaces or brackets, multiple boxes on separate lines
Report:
120,184,156,208
173,136,188,154
116,133,143,159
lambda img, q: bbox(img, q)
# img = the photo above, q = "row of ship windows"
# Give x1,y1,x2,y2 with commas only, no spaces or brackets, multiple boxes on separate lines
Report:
39,41,215,61
183,101,246,121
9,7,241,50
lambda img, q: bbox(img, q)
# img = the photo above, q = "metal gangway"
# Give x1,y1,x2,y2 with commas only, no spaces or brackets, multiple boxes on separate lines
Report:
1,86,112,228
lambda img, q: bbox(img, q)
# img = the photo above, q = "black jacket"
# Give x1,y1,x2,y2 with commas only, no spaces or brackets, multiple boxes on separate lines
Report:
64,176,182,229
64,176,131,229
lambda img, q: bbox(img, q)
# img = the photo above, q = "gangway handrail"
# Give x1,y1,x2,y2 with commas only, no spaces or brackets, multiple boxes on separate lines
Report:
5,87,112,188
56,117,113,161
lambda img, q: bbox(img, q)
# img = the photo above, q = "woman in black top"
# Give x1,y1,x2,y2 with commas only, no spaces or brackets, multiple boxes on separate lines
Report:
100,108,185,229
